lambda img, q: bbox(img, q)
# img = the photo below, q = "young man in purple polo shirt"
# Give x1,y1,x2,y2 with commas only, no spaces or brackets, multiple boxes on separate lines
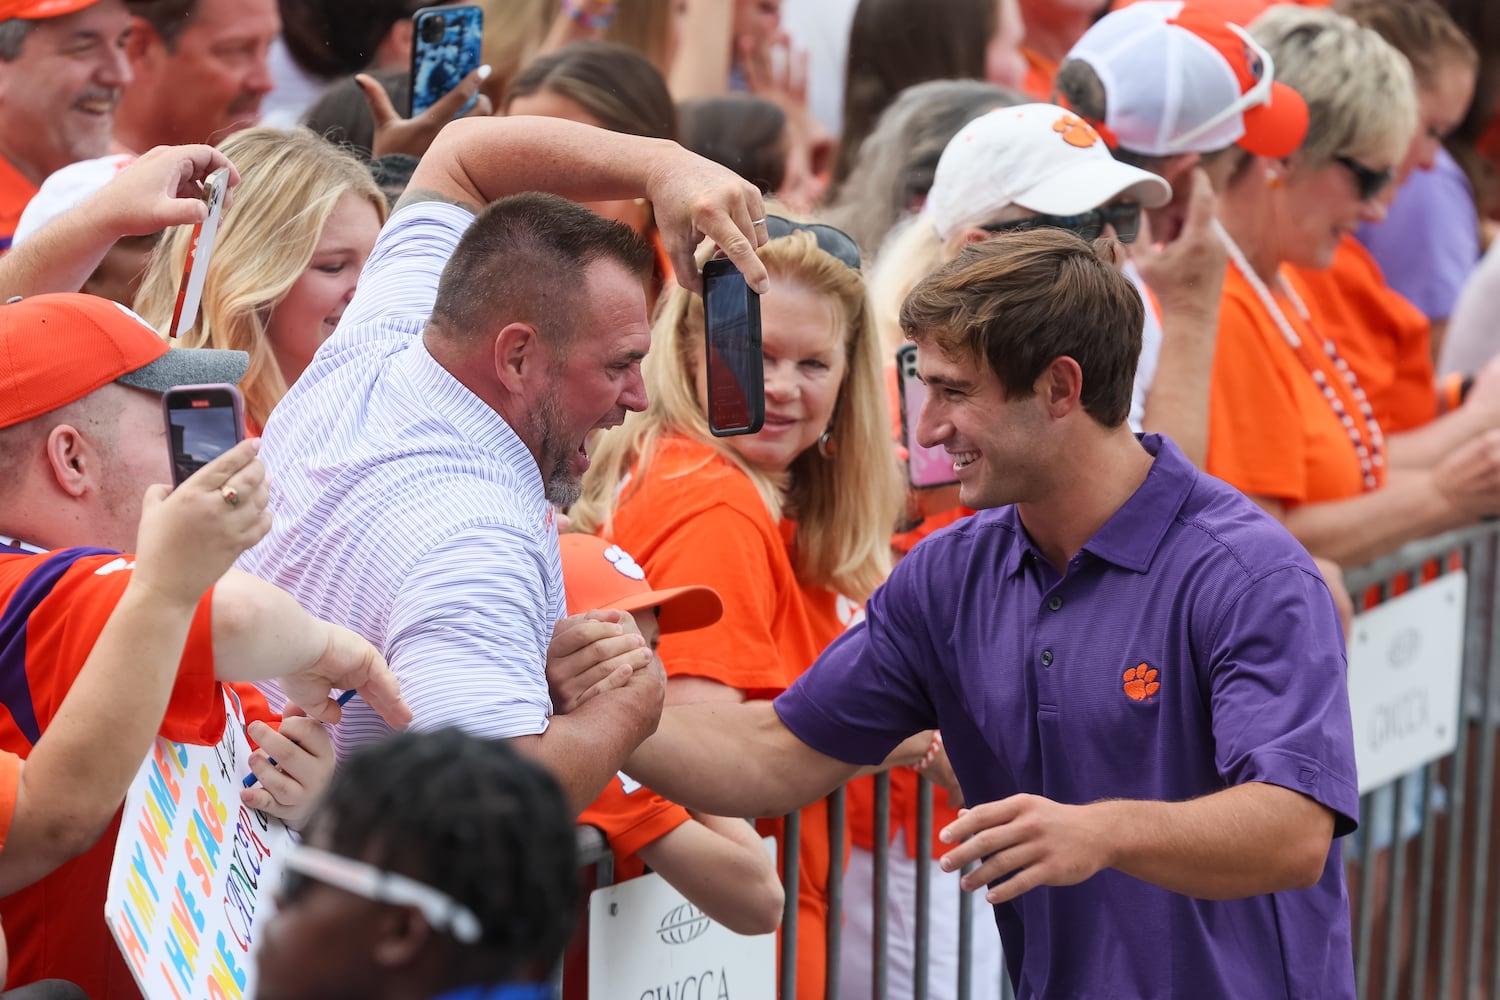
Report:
626,229,1360,999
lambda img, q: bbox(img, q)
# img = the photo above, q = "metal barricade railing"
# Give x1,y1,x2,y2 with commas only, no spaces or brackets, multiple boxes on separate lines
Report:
1342,521,1500,1000
569,522,1500,999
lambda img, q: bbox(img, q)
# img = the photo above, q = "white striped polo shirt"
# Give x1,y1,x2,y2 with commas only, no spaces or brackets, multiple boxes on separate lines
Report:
238,200,563,756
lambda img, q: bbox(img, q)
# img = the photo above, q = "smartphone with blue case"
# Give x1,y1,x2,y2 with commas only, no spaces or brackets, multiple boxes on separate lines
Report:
409,5,484,118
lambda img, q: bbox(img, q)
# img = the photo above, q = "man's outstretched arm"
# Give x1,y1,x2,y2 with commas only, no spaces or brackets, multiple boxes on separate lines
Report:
626,700,862,819
400,115,770,295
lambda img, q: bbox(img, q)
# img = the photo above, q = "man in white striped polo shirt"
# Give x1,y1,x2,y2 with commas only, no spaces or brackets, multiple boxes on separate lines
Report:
240,116,770,811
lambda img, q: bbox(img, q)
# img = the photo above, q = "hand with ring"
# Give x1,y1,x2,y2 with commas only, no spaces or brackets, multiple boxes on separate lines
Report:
131,439,271,607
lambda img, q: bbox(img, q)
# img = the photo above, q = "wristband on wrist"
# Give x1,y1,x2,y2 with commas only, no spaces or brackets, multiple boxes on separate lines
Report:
914,731,943,773
561,0,616,30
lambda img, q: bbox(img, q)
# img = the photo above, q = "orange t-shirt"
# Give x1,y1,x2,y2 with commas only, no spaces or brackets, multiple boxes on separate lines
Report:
605,435,857,1000
0,155,38,253
1207,263,1387,505
1294,234,1437,435
0,549,229,999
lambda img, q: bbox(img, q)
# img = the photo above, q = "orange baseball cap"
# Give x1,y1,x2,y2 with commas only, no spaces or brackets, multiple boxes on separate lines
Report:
1067,0,1309,158
560,534,723,634
0,0,101,18
0,293,249,429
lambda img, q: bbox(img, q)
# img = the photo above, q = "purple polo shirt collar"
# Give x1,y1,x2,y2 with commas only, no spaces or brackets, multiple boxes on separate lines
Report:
1002,433,1190,579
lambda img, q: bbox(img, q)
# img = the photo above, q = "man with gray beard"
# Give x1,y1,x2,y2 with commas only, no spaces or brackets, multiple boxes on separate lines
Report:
239,114,770,814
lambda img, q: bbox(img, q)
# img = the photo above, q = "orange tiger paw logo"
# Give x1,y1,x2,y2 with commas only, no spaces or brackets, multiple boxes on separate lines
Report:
1052,113,1100,148
1123,663,1159,702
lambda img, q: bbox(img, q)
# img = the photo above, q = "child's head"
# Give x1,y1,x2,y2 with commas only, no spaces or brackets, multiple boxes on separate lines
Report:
559,534,722,650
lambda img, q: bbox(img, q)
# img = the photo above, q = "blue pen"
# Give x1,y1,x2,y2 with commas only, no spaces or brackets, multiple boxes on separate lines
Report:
241,689,357,789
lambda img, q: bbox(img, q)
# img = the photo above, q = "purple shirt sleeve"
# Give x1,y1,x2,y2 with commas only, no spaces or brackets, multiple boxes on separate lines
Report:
1205,564,1361,836
774,553,940,765
1357,148,1479,321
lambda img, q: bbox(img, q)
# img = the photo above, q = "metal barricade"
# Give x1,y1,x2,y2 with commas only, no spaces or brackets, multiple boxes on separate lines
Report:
569,522,1500,999
1343,522,1500,1000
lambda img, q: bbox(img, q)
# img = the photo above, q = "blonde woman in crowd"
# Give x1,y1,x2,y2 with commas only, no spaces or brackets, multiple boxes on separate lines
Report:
572,222,904,1000
134,127,387,434
1207,7,1500,566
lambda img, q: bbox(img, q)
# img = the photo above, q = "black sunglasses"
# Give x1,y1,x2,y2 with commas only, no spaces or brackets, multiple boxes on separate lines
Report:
980,202,1142,244
763,215,861,270
1335,155,1394,203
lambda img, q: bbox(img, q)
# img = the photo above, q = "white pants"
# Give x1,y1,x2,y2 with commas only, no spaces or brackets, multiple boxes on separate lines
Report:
838,833,1005,1000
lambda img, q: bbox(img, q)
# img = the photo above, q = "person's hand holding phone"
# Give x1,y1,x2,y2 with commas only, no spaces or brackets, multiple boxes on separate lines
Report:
645,146,770,296
356,64,494,161
130,437,269,611
80,144,240,240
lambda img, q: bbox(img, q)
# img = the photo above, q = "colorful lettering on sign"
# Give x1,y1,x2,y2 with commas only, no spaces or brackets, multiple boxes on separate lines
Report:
225,805,272,951
206,930,248,1000
124,840,162,934
185,764,229,895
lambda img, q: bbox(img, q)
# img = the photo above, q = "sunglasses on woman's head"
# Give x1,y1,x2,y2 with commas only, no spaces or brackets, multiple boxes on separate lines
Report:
763,215,862,270
980,201,1142,244
1334,155,1394,203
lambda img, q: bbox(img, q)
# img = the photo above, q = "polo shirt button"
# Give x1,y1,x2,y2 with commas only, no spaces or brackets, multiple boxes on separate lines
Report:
1041,649,1054,667
1047,595,1063,611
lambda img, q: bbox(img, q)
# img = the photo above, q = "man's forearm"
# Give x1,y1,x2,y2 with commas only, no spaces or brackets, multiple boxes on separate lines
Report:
409,116,676,213
209,570,333,682
1092,782,1335,899
0,205,118,299
1141,304,1218,468
512,684,662,814
627,701,858,818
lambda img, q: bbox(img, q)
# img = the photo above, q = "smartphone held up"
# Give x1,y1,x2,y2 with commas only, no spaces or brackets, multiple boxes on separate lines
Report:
702,257,764,437
897,343,959,489
167,166,229,339
410,4,484,117
164,385,245,488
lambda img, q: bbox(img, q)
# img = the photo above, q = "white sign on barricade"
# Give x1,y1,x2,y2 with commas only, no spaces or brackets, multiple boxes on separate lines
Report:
1347,571,1466,793
105,685,291,1000
589,839,776,1000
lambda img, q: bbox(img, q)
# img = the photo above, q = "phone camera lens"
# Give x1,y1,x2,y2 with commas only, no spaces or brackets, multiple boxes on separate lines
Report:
420,14,446,43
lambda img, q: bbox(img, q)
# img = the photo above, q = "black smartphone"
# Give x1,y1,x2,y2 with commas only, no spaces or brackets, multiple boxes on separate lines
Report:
702,257,764,437
163,384,245,487
409,4,483,118
897,343,959,489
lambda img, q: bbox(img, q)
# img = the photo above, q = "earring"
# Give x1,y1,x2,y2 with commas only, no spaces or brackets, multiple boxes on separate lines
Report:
1265,167,1283,189
817,428,834,459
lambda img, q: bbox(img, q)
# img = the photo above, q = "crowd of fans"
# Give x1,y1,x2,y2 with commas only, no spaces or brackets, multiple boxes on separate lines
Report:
0,0,1497,997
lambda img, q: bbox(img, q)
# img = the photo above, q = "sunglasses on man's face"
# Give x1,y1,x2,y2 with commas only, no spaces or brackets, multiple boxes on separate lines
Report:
980,201,1143,244
1334,155,1395,203
278,843,484,944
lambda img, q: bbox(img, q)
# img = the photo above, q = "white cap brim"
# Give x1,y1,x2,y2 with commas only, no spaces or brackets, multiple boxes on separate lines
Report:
1014,158,1172,216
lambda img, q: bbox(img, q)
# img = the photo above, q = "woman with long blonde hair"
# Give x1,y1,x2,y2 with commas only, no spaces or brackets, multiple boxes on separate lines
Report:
572,223,903,1000
134,127,387,433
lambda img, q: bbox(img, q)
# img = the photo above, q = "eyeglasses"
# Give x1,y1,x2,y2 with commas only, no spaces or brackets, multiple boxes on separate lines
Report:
1334,155,1395,203
279,843,484,944
763,215,861,270
1167,22,1277,153
981,202,1143,244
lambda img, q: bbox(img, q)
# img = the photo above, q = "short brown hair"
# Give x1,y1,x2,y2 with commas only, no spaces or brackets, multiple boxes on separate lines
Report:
899,230,1143,427
431,192,653,347
1334,0,1476,89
